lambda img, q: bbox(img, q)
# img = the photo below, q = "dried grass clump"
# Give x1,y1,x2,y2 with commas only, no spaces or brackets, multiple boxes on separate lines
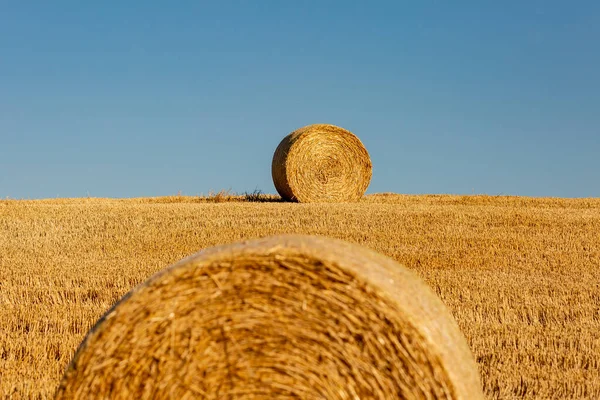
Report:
272,124,372,203
55,234,483,399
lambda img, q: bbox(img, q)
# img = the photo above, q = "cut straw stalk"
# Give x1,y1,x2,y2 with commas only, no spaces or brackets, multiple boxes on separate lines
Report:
272,124,372,203
56,234,483,399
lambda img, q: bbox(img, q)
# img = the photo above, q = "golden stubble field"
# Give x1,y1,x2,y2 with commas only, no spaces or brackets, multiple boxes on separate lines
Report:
1,194,599,399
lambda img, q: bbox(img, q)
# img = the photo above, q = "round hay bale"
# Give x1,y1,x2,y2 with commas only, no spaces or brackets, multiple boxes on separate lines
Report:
56,234,483,399
272,124,372,203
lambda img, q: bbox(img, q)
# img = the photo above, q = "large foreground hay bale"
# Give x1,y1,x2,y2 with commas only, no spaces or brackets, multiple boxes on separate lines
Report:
56,234,483,399
272,124,372,203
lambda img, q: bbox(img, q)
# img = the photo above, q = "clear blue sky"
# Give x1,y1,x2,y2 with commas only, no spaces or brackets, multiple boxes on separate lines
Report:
1,2,598,199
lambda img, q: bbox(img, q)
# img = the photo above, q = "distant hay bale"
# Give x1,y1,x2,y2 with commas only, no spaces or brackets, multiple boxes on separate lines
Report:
55,234,483,399
272,124,372,203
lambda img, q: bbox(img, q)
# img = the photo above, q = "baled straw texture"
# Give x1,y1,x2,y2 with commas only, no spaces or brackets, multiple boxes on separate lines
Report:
272,124,372,203
56,234,483,399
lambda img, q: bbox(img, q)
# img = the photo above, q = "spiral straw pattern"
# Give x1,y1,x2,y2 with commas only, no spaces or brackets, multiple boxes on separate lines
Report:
56,234,483,399
272,124,372,203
